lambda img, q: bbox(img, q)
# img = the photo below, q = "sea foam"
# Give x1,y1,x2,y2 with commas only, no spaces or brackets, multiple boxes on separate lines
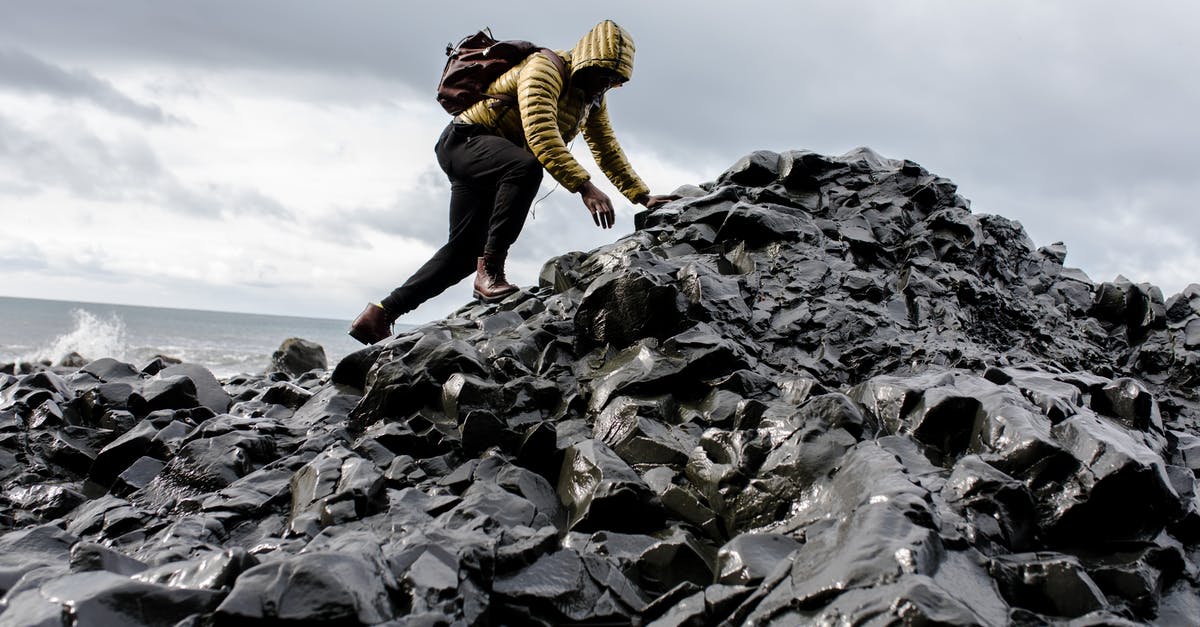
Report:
22,308,129,366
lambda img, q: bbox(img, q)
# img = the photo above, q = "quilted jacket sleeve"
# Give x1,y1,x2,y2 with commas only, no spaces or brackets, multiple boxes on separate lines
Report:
582,97,650,203
517,53,591,193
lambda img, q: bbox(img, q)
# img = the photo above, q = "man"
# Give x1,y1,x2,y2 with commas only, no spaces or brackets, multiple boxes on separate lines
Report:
349,19,676,345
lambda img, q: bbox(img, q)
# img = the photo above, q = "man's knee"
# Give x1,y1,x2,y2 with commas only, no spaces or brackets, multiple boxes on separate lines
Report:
510,155,543,187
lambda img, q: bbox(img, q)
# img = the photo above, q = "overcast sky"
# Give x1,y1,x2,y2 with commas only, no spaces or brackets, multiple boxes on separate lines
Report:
2,1,1197,322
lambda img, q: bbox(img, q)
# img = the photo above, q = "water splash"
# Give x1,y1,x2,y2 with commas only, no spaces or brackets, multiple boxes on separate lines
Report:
21,308,129,366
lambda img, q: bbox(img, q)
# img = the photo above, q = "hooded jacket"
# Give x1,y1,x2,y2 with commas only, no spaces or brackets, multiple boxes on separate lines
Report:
455,20,650,203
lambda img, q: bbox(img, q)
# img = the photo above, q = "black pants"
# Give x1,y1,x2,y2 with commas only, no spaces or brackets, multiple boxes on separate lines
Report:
381,123,543,314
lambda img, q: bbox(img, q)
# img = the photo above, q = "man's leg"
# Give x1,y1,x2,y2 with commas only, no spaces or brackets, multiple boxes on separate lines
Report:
359,126,542,342
456,134,543,255
379,180,492,314
448,133,543,300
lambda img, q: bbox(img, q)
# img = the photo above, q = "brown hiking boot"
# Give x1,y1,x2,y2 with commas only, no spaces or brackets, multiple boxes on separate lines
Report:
348,303,397,345
472,252,519,303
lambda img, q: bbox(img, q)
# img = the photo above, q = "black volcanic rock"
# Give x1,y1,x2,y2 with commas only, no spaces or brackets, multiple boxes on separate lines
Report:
4,147,1200,624
269,337,327,377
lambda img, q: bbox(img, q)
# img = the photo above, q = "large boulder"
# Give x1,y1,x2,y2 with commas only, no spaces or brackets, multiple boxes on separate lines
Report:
269,337,327,377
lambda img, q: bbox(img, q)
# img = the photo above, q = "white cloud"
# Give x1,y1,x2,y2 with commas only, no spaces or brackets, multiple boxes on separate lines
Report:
0,46,176,123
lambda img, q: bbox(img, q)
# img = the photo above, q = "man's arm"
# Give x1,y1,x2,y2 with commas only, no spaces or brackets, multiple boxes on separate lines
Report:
517,53,591,193
581,98,650,204
583,99,680,212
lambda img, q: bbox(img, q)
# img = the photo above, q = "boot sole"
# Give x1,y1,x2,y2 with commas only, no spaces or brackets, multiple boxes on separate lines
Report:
473,289,517,304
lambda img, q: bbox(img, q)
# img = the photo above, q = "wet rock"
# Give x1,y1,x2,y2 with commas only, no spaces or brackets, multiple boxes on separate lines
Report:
139,354,181,376
1046,412,1181,543
291,384,361,432
728,439,945,619
5,371,73,415
1092,278,1167,344
1080,546,1180,617
539,251,589,293
586,342,688,415
781,575,994,625
394,542,471,618
458,409,511,456
1090,377,1159,431
574,266,686,351
80,358,142,382
136,427,277,507
129,375,198,415
683,428,764,532
594,396,693,467
0,524,77,595
68,541,148,575
944,455,1037,552
719,150,780,187
441,373,505,424
29,426,108,476
401,331,491,382
636,527,715,592
5,483,87,524
260,380,314,409
71,381,136,426
88,416,167,488
134,548,257,590
288,445,384,535
350,334,487,430
1158,580,1200,626
643,467,720,539
111,456,166,497
586,328,749,416
330,344,383,390
492,549,647,625
159,363,231,414
557,439,666,533
716,533,802,585
566,526,714,597
215,552,396,624
270,337,328,377
2,570,221,626
989,553,1108,618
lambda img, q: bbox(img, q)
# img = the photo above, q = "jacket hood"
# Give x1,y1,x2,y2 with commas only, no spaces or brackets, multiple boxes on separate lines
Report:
570,20,635,82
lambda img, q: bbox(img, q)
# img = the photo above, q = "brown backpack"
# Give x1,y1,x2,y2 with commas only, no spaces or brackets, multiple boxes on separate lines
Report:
436,29,568,115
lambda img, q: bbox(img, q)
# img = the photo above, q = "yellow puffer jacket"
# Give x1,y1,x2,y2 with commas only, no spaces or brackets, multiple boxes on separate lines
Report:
456,20,650,203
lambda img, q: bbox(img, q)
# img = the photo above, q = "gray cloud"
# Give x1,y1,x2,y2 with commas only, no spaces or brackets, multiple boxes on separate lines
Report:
0,113,293,221
313,166,451,247
8,2,1197,187
0,113,164,201
168,182,295,222
0,237,127,283
0,237,49,272
0,46,177,124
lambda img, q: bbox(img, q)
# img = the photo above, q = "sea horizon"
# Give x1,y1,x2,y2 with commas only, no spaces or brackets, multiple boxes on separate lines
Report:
0,294,411,378
0,293,351,323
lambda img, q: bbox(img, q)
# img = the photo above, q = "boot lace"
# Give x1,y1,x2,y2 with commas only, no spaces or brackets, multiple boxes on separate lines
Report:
484,255,508,285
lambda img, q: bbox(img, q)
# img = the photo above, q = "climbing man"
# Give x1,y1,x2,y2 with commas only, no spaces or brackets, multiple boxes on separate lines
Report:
348,19,678,344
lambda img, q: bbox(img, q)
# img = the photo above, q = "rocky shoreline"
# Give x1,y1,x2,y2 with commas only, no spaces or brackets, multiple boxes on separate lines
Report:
3,148,1199,625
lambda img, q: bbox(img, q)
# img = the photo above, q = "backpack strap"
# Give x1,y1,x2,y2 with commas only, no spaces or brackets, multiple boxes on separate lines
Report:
539,48,569,86
484,49,570,110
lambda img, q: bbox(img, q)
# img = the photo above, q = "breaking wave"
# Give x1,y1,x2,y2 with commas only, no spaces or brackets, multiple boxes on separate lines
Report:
20,308,129,367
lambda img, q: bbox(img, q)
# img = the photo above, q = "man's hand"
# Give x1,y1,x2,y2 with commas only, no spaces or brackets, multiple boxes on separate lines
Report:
579,180,615,229
640,194,681,210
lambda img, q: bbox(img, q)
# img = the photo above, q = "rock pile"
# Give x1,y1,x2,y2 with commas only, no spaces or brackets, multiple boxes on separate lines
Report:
3,147,1200,625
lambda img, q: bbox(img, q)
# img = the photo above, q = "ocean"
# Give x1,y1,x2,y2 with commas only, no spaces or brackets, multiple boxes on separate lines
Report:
0,296,399,378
